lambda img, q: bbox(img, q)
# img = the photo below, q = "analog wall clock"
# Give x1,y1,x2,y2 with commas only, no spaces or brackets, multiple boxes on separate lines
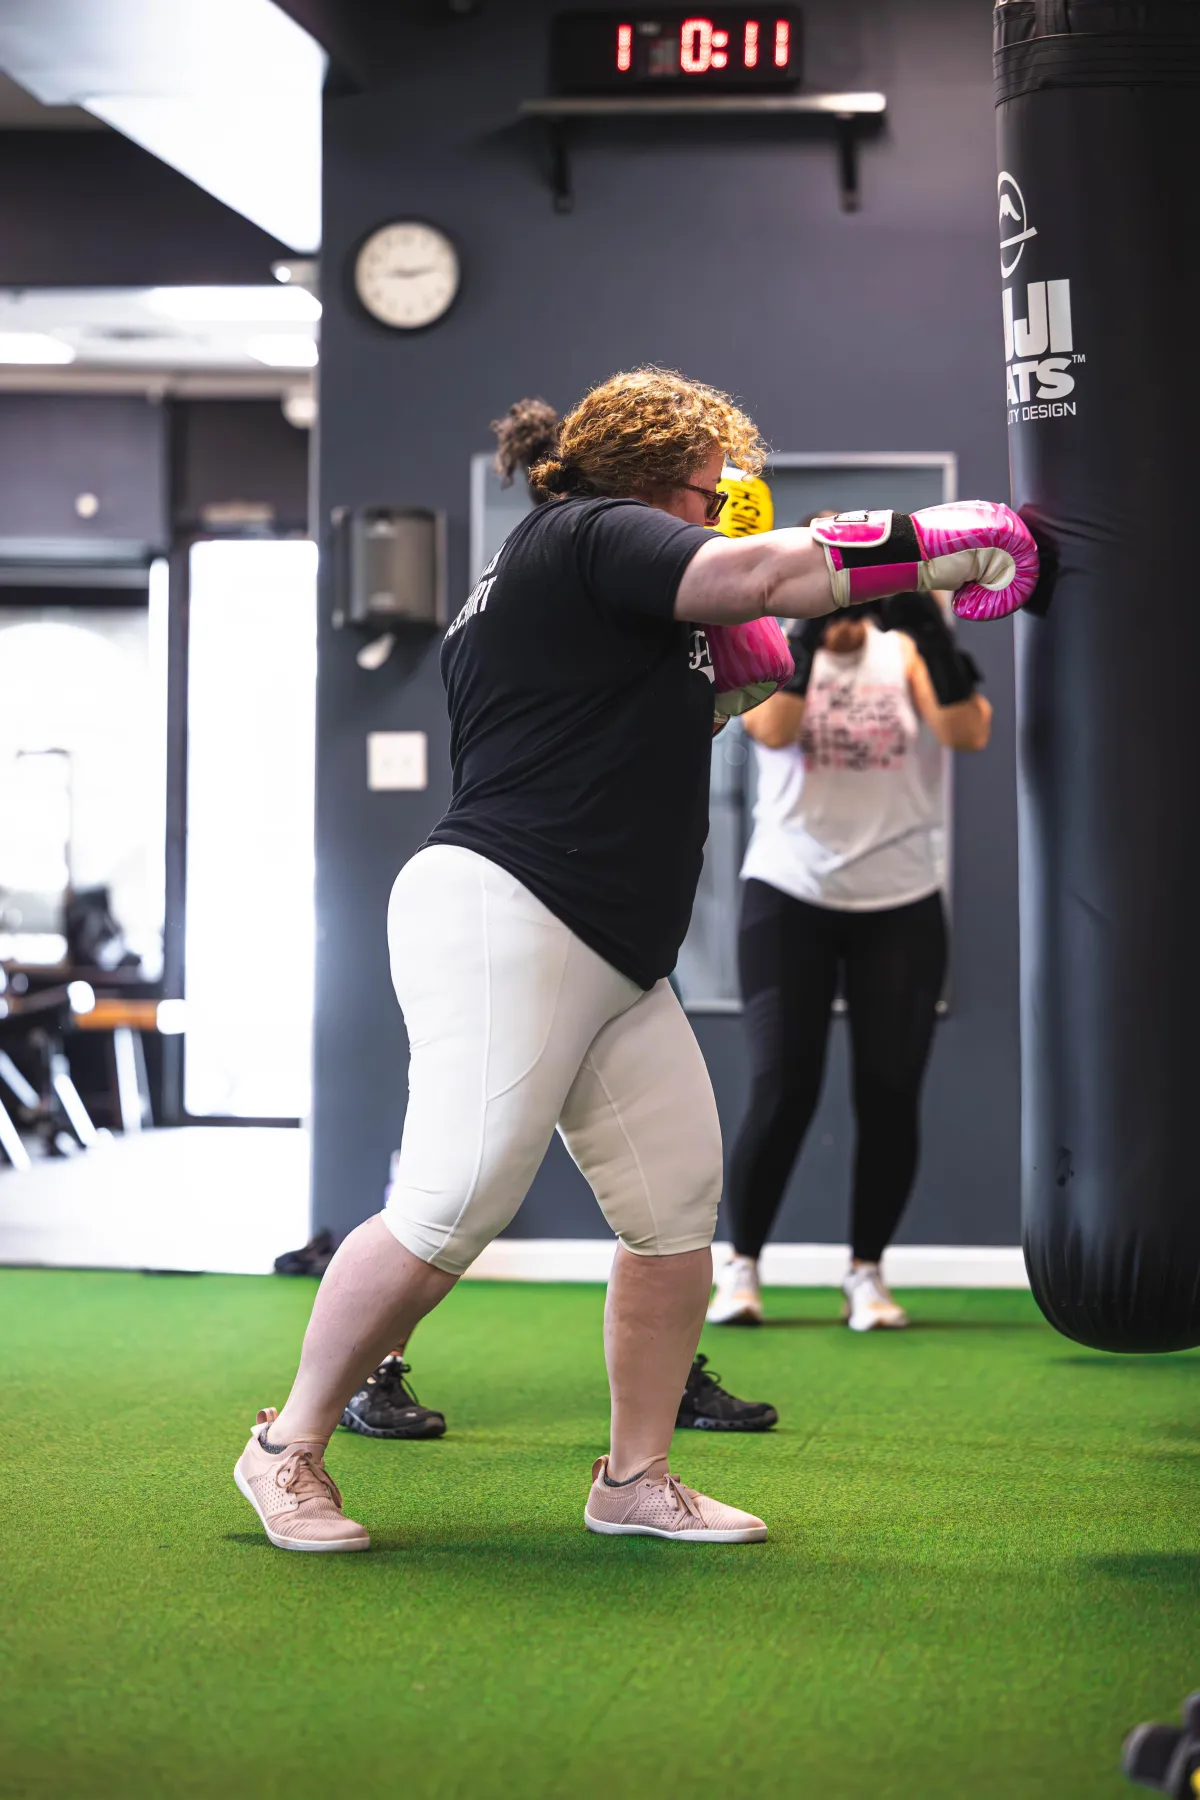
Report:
352,221,460,330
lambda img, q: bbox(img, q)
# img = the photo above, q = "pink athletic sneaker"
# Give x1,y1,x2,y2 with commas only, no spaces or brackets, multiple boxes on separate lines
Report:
584,1455,767,1543
234,1408,370,1553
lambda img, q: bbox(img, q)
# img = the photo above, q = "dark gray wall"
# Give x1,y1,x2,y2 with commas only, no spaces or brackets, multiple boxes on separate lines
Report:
0,396,312,557
313,0,1019,1248
0,393,167,558
170,401,310,536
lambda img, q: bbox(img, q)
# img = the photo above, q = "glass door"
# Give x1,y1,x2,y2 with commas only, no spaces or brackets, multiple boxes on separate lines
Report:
181,538,317,1119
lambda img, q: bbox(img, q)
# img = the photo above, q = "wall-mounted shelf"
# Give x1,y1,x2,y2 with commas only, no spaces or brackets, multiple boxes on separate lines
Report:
519,92,886,214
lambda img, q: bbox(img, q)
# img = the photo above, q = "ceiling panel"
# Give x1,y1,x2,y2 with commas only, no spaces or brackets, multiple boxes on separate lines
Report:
0,69,102,128
0,0,324,249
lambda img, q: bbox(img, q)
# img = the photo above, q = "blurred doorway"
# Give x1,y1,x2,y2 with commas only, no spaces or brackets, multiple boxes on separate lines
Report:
0,575,168,971
175,538,317,1121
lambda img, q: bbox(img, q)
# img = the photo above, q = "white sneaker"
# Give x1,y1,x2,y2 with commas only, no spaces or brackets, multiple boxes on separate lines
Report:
706,1255,764,1326
842,1263,909,1332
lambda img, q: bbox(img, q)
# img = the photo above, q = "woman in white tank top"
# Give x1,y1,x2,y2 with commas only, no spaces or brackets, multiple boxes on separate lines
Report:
743,614,947,910
708,582,993,1334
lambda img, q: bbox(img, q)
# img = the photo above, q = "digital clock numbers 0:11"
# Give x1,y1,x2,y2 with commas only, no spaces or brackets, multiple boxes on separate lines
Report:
619,16,791,75
551,10,803,96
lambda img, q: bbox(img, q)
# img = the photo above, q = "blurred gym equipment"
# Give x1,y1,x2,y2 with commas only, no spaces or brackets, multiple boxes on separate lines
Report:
0,973,99,1163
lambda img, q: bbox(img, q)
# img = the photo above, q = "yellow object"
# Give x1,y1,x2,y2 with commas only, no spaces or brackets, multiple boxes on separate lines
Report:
715,475,773,538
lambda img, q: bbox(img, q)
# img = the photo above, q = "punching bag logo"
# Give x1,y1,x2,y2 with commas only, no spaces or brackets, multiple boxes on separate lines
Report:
998,172,1037,278
999,171,1084,424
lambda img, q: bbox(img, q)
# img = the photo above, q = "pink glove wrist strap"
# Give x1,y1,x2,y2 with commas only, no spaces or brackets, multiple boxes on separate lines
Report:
811,510,921,606
838,556,922,603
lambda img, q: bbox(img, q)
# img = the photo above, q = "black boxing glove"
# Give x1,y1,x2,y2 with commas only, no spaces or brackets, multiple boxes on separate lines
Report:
781,617,827,696
877,591,982,707
782,604,882,696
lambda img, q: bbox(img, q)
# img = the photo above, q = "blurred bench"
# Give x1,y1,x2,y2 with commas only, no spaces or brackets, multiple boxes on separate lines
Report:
71,997,157,1133
0,969,171,1168
0,975,99,1167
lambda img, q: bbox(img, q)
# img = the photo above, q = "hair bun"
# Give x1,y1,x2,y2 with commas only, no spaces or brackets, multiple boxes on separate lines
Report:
491,397,560,487
527,455,570,495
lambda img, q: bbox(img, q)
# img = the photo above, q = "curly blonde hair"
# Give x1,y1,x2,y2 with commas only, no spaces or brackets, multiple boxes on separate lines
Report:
529,367,767,501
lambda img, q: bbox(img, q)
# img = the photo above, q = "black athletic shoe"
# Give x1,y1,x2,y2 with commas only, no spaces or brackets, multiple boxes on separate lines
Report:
341,1355,447,1440
274,1230,336,1277
675,1354,778,1432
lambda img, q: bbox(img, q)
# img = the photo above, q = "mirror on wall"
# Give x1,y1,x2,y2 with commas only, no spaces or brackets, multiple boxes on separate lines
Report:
0,582,167,972
467,451,957,1011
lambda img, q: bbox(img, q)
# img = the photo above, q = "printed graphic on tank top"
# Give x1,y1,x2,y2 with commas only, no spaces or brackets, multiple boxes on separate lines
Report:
428,496,715,988
741,624,945,911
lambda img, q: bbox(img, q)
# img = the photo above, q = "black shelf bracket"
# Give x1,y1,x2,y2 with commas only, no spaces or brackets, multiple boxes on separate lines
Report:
521,92,886,217
549,120,573,214
835,115,861,213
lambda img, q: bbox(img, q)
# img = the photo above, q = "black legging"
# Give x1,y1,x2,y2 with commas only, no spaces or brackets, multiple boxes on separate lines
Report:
728,879,948,1263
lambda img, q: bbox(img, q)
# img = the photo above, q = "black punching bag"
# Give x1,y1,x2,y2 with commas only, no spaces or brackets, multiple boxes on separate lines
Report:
996,1,1200,1352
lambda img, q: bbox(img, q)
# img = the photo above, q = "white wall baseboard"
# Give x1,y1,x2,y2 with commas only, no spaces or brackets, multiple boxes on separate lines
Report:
465,1240,1028,1288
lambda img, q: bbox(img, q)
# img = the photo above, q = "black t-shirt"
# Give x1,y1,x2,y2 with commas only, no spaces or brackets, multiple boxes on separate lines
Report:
428,497,716,988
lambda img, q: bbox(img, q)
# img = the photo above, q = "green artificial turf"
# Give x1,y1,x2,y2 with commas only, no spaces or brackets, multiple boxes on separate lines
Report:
1,1270,1198,1800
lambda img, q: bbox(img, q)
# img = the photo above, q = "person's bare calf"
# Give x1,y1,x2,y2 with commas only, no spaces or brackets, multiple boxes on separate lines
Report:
266,1216,457,1448
604,1243,712,1480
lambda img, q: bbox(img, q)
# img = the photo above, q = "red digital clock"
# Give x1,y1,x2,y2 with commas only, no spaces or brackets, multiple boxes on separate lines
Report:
551,10,803,96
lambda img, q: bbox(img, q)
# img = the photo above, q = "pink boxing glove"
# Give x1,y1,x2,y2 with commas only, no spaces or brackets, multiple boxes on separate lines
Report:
811,502,1039,621
706,616,795,718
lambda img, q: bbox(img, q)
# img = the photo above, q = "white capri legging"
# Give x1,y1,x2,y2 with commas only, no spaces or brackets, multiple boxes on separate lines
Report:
382,845,722,1275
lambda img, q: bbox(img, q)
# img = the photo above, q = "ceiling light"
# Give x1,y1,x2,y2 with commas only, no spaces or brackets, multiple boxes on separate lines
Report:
77,2,325,252
86,91,322,252
145,286,321,323
0,332,76,365
0,0,323,250
282,390,317,429
271,259,319,297
246,334,319,369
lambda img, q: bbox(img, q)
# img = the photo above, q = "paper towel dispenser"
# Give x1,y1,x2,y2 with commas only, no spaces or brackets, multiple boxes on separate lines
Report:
332,505,447,630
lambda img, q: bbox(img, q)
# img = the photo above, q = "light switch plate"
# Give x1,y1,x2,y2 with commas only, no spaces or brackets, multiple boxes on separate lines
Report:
367,730,428,791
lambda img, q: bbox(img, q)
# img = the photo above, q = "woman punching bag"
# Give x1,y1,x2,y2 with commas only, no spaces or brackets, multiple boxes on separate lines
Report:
996,1,1200,1351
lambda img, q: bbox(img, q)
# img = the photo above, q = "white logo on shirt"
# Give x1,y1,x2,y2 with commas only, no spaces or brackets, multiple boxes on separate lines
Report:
689,627,714,686
446,548,501,638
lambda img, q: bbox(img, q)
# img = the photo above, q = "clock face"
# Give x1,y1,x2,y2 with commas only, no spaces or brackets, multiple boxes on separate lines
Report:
353,222,460,330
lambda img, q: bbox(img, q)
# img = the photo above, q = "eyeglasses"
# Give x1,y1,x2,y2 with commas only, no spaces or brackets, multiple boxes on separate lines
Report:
679,482,729,525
